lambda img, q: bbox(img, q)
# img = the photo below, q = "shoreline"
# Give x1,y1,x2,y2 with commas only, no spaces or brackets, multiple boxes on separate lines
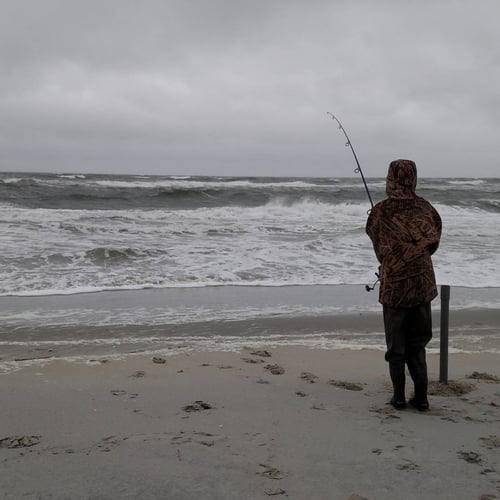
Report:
1,347,499,499
1,285,499,370
1,306,500,371
2,284,500,324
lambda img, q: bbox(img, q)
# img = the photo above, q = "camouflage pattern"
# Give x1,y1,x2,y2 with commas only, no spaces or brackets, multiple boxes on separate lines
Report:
366,159,442,308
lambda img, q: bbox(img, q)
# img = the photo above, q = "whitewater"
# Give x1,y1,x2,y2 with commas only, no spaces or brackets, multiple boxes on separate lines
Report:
1,173,499,296
1,172,500,364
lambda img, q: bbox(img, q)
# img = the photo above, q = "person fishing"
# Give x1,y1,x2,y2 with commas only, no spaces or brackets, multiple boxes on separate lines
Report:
366,159,442,411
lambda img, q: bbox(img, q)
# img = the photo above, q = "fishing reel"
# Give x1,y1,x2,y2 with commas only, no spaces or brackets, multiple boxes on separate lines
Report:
365,271,380,292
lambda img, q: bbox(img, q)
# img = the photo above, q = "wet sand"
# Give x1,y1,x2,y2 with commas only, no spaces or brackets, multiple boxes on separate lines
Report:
2,285,500,366
2,303,500,368
1,347,499,499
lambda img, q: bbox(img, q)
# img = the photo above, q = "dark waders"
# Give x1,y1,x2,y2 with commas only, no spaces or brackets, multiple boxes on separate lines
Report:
383,303,432,410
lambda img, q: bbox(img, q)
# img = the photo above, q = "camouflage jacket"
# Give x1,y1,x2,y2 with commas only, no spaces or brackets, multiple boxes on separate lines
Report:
366,159,442,308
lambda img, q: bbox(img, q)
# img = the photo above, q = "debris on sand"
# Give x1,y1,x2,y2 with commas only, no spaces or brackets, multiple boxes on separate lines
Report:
182,401,213,413
428,380,475,396
152,357,166,364
251,349,272,358
467,372,500,382
0,435,41,449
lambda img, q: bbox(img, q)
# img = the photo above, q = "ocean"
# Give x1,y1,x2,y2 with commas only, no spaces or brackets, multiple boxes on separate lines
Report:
1,172,499,367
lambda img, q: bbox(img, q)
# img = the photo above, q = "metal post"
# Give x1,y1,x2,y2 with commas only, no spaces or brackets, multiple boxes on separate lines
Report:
439,285,451,384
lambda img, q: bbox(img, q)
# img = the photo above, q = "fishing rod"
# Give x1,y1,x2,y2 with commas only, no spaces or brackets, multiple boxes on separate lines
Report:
327,112,379,292
327,112,374,209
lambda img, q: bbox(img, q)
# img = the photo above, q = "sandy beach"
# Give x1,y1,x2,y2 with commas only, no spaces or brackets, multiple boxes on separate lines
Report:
1,284,499,499
1,344,499,499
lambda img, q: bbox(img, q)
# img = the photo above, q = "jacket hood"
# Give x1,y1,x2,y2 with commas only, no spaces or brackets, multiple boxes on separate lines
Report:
386,159,417,198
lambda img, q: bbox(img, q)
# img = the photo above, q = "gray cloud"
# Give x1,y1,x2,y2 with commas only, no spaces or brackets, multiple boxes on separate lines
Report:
1,0,499,176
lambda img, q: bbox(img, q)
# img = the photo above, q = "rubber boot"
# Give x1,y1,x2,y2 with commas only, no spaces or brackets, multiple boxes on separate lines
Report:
407,350,429,411
389,363,406,409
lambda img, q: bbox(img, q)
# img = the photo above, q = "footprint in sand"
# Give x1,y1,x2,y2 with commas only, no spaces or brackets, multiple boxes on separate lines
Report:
311,403,326,411
171,435,192,445
328,380,363,391
457,450,483,464
479,435,500,449
242,357,265,364
95,435,123,453
172,431,222,447
110,389,127,396
199,440,215,447
369,406,401,420
440,416,460,423
397,459,420,471
264,487,287,496
264,364,285,375
257,463,287,480
300,372,318,384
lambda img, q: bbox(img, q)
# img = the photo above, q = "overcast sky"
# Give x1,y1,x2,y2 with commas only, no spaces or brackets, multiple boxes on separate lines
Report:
1,0,499,177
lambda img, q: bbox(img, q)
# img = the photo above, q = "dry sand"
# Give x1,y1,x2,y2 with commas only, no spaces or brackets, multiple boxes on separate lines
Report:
1,347,499,499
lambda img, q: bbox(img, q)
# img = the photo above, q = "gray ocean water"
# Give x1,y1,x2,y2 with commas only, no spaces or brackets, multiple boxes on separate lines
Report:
1,173,499,368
